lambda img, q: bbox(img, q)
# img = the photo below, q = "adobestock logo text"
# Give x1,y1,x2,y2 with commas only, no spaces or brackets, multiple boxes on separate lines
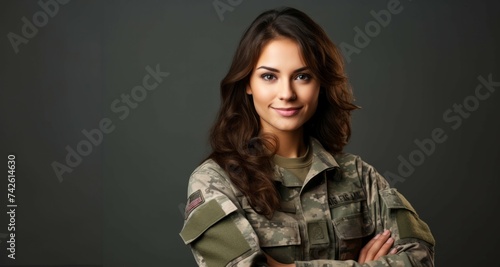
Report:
51,64,170,182
7,0,70,54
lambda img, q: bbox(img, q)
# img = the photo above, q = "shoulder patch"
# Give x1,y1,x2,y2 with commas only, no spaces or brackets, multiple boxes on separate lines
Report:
185,189,205,219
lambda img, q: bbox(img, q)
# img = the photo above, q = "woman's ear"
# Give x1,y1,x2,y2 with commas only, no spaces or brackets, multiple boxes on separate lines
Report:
246,85,252,95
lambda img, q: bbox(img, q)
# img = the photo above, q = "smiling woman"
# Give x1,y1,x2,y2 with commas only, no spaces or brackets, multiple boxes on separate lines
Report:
179,6,435,267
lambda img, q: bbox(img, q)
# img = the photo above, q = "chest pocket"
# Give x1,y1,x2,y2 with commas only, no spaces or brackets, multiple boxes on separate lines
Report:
241,197,301,264
328,171,374,260
332,207,374,260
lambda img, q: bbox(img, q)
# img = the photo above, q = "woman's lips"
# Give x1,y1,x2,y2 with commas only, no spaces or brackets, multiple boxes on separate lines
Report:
272,107,302,117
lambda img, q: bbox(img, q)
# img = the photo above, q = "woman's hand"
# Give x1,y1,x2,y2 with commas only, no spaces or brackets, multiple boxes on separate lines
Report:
264,253,296,267
358,229,397,264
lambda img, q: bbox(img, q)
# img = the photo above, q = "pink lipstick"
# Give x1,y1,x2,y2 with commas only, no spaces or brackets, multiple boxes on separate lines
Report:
273,107,302,117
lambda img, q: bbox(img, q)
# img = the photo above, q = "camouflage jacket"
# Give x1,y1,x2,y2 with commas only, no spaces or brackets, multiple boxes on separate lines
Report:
179,138,435,266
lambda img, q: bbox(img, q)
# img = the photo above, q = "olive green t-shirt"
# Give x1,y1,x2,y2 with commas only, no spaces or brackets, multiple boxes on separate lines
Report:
273,146,313,182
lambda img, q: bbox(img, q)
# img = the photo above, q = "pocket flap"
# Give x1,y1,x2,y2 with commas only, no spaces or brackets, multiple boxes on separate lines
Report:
253,221,301,247
333,212,374,240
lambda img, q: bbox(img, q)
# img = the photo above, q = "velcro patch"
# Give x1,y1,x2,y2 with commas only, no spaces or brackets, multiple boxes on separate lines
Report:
185,189,205,219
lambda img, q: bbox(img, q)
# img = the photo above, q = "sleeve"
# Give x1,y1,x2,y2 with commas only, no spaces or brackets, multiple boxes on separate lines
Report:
361,158,435,266
294,158,435,267
179,161,268,267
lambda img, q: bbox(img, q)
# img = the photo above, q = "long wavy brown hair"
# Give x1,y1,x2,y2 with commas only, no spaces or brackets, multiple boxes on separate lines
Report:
207,7,359,217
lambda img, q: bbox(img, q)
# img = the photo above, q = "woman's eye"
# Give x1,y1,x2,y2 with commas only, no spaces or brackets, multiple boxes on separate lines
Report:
261,73,276,81
295,73,311,81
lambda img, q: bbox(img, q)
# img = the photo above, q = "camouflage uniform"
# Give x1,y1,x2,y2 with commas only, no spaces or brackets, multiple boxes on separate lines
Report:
179,138,435,266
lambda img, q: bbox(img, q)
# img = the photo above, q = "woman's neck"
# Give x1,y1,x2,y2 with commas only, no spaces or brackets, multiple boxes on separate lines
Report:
273,130,307,158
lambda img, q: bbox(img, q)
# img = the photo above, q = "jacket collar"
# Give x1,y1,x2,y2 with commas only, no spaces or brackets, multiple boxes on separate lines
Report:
273,137,340,187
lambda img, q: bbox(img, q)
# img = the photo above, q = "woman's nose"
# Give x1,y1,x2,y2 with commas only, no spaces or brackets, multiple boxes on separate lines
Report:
278,80,297,101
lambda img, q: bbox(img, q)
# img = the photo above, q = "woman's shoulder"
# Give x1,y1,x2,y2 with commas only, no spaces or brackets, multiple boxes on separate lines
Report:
332,152,389,187
188,158,233,189
191,158,225,176
332,152,361,164
332,152,377,173
185,159,242,217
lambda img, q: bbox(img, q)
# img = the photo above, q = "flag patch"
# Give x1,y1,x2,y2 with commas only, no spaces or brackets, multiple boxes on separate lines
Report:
185,189,205,219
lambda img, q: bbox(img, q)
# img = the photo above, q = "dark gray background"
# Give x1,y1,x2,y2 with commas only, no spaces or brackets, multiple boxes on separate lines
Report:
0,0,499,266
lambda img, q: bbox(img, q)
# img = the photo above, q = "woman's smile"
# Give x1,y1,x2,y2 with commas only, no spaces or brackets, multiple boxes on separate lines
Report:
271,106,303,117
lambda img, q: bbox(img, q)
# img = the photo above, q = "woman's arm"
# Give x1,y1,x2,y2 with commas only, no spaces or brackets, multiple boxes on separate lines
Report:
291,156,435,267
265,231,397,267
179,160,266,266
360,157,435,267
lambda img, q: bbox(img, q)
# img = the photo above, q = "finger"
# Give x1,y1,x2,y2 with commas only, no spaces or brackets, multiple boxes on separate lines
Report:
264,253,276,264
264,253,293,267
358,233,380,263
390,248,398,254
374,237,394,260
364,230,391,262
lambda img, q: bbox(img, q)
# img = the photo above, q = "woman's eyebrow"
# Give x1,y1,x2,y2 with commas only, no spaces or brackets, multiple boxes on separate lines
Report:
256,66,309,73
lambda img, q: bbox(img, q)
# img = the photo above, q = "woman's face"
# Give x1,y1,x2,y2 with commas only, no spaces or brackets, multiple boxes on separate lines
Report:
246,37,320,136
